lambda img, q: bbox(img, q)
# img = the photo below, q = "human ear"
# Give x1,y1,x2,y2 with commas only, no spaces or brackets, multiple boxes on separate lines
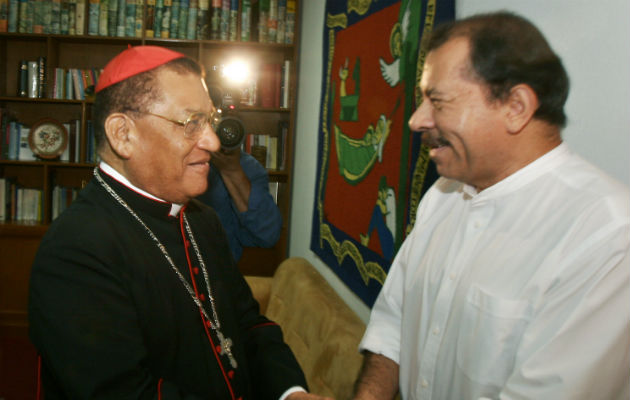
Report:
505,84,539,134
104,113,135,159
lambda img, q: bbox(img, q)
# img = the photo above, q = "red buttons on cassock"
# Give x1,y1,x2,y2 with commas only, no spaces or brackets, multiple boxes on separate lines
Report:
206,320,211,327
216,345,222,353
228,370,235,379
185,240,191,248
193,267,199,275
199,293,206,301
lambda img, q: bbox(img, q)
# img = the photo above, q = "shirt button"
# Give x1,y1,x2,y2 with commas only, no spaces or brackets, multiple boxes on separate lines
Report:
432,326,440,335
421,378,429,388
449,273,456,280
474,221,481,228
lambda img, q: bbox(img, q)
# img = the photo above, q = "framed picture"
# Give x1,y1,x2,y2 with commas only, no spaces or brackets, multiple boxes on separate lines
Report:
28,118,69,160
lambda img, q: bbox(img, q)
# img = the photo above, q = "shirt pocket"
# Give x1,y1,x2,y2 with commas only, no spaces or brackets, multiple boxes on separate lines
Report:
456,284,533,386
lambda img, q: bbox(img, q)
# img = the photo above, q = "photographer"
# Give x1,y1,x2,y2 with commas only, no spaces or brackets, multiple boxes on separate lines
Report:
197,143,282,263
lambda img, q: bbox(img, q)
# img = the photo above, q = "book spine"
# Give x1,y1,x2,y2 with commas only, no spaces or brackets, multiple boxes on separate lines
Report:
106,0,116,35
37,56,46,98
0,0,8,32
115,0,124,36
67,0,76,34
276,0,284,43
185,0,196,39
27,60,38,98
32,0,43,33
53,67,64,99
18,60,28,97
267,0,276,43
284,0,293,44
227,0,236,41
42,0,52,33
176,0,186,38
195,0,206,39
87,0,98,34
97,0,107,34
239,0,249,41
133,0,142,37
75,0,85,34
281,59,289,108
7,0,17,32
50,0,60,32
144,0,154,37
60,0,69,33
209,0,219,39
17,0,28,33
168,0,178,38
65,68,73,99
257,0,268,43
219,0,227,40
124,0,134,36
152,0,161,36
159,0,170,37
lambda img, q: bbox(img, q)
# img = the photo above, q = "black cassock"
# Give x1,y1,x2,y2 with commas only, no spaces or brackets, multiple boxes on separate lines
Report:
29,167,307,399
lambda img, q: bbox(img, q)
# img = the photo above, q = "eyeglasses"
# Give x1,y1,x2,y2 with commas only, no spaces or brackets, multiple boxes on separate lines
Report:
138,109,222,140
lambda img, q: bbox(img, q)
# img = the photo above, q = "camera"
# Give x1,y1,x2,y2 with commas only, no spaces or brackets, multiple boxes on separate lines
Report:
207,83,246,152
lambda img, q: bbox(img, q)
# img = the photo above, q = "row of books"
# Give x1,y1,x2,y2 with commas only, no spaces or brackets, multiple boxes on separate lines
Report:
51,184,80,220
0,178,43,223
0,112,97,163
51,67,102,100
243,120,287,170
256,60,290,108
0,0,295,43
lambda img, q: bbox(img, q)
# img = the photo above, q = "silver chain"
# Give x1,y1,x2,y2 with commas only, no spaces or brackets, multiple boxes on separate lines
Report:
93,167,238,368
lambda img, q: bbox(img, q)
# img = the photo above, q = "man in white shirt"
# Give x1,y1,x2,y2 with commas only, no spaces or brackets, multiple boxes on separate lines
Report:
353,11,629,400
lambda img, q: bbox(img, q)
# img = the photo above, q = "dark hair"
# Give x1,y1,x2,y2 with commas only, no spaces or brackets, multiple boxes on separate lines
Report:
429,12,569,127
93,57,203,151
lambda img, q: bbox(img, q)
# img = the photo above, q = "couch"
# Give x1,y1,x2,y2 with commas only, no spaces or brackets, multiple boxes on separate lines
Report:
245,257,366,400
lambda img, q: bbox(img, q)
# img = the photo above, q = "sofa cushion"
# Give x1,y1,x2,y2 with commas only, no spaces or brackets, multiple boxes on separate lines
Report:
264,257,366,399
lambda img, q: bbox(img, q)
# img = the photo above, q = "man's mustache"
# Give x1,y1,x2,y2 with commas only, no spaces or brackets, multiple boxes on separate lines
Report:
421,131,450,148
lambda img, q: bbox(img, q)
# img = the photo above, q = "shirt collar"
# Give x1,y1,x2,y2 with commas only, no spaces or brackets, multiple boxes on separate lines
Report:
99,161,183,217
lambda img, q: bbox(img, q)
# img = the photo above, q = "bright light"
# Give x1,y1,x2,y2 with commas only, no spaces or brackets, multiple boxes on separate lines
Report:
222,61,250,85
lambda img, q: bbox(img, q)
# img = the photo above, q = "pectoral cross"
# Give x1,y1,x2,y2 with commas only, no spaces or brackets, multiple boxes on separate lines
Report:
217,331,238,369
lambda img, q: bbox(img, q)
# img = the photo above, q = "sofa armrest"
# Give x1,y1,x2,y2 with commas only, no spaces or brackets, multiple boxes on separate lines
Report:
244,275,273,314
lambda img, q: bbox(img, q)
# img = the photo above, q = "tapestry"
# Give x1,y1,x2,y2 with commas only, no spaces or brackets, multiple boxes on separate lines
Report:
310,0,454,307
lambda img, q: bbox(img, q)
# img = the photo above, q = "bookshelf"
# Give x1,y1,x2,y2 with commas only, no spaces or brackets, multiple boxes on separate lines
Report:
0,1,300,396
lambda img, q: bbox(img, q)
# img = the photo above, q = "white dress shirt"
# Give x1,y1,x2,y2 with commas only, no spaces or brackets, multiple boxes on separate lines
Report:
360,143,630,399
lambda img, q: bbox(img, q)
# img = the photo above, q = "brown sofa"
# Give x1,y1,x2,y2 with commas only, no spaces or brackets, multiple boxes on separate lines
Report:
245,257,366,400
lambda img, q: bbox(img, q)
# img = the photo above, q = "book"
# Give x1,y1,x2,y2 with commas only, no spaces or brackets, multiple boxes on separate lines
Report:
267,0,276,42
258,63,274,108
268,181,279,204
37,56,46,98
75,0,85,34
284,0,293,44
71,68,84,100
195,0,207,39
281,59,290,108
115,0,124,36
50,0,60,33
106,0,116,35
18,125,35,161
152,0,161,36
7,0,17,32
87,0,99,35
17,0,28,32
60,0,69,33
53,67,65,99
18,60,28,97
0,0,8,32
185,0,196,39
124,0,134,36
219,0,227,40
168,0,178,39
67,0,76,35
277,119,288,170
176,0,186,38
209,0,218,39
65,68,73,99
27,60,38,98
97,0,107,34
133,0,142,36
257,0,268,43
144,0,154,37
276,0,285,43
0,178,6,221
32,0,44,33
159,0,170,37
42,0,52,33
239,0,250,41
228,0,236,41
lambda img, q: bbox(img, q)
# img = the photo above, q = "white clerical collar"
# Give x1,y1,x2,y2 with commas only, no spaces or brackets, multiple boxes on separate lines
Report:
99,161,183,216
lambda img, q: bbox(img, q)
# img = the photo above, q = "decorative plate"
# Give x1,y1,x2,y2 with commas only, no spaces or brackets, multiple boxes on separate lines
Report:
28,118,68,160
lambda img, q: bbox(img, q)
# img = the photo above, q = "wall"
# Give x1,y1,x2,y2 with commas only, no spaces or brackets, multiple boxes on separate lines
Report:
289,0,630,322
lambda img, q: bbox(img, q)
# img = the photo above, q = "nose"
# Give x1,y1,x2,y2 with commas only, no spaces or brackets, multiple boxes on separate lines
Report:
408,98,434,133
197,122,221,152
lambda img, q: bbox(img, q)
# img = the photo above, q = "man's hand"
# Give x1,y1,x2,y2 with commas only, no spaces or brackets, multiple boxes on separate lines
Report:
210,148,242,172
286,392,334,400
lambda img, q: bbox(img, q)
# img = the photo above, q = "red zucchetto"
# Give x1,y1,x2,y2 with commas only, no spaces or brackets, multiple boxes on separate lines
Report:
95,45,186,93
